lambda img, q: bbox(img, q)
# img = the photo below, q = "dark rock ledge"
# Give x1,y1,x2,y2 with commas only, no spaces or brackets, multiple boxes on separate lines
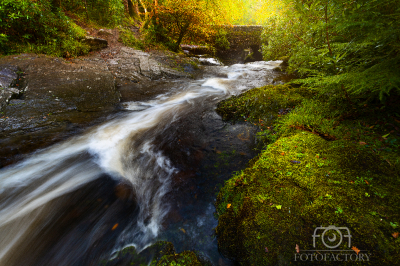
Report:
0,46,198,167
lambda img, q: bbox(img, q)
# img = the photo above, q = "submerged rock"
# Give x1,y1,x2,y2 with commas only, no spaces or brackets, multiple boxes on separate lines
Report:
215,132,400,265
104,241,211,266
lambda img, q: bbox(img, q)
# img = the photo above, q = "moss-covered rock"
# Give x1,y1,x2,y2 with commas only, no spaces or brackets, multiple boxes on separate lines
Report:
215,132,400,265
216,84,312,125
157,251,204,266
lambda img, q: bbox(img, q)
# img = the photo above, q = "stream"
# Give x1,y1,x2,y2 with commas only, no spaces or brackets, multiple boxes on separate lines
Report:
0,60,282,266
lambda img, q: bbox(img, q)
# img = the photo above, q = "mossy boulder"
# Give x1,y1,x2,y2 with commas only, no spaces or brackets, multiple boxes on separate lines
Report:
157,251,204,266
216,84,312,125
215,132,400,265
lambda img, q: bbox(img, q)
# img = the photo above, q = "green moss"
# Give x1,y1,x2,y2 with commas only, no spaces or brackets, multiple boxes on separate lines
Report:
215,132,400,265
157,251,203,266
216,84,313,123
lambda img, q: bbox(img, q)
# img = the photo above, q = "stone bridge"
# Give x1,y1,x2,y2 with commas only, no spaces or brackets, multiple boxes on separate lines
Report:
181,25,264,64
217,25,263,64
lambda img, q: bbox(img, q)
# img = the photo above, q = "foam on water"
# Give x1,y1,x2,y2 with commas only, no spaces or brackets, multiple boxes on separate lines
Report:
0,60,282,265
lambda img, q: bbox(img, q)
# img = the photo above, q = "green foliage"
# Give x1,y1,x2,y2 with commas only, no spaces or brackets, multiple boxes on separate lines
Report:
141,18,178,51
119,27,145,50
214,29,230,50
0,0,89,57
262,0,400,101
63,0,124,26
261,17,301,60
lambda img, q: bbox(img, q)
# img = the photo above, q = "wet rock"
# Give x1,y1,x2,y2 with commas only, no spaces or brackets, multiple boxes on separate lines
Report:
0,47,200,167
118,47,189,80
104,241,211,266
0,54,119,166
98,29,113,37
0,65,23,111
180,45,212,55
82,36,108,51
0,65,19,88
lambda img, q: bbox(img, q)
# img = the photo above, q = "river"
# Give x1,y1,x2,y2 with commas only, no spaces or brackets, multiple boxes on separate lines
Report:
0,60,282,266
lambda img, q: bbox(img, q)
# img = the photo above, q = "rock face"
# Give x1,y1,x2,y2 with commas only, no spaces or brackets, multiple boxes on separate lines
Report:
97,29,113,37
0,65,24,111
0,54,121,166
82,36,108,51
0,47,199,167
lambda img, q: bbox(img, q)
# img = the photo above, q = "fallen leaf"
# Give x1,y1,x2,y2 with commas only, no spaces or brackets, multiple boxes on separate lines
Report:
227,204,231,209
392,232,399,238
365,180,369,185
295,244,300,253
180,228,186,234
111,223,119,231
265,247,268,253
351,246,360,255
316,155,320,158
359,141,367,145
281,152,285,156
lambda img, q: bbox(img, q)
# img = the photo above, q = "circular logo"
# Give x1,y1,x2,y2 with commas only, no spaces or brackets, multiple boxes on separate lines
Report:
321,226,343,249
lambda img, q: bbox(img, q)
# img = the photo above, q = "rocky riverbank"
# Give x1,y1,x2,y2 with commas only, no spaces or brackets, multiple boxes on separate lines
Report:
0,45,202,167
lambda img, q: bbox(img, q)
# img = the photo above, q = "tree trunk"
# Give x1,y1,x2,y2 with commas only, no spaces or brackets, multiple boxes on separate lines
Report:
137,0,149,20
135,1,140,17
175,22,190,51
127,0,135,18
83,0,89,20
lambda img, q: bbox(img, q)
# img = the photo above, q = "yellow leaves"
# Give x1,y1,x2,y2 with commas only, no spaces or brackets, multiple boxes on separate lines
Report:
351,246,360,255
111,223,119,231
227,203,231,208
180,228,186,234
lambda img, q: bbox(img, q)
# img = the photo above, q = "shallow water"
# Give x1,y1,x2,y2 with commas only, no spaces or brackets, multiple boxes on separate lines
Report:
0,61,282,266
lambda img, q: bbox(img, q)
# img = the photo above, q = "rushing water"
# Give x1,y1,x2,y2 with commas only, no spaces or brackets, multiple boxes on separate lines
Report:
0,61,282,266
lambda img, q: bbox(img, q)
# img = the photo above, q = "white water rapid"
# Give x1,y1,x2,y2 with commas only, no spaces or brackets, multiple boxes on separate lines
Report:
0,61,282,266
